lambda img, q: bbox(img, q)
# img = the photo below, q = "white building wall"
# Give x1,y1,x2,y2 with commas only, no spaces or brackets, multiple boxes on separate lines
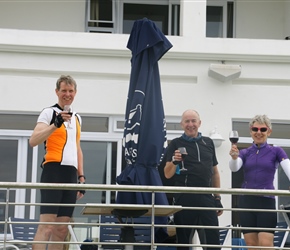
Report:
235,0,285,39
0,0,86,32
1,0,289,40
1,1,290,228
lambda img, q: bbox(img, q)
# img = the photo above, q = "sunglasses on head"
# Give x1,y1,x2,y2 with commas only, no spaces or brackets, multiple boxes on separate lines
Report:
251,127,268,132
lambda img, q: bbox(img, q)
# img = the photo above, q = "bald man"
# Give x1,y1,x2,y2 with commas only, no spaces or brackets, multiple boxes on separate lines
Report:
164,109,223,250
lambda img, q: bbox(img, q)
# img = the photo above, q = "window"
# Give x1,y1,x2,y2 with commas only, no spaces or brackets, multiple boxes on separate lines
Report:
0,113,182,235
87,0,114,33
0,113,109,132
0,113,183,241
0,139,18,233
123,3,169,34
87,0,180,35
116,119,181,132
233,120,290,139
87,0,234,37
206,0,234,38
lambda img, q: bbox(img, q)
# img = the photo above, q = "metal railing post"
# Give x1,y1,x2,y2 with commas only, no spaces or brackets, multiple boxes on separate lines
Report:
3,188,10,249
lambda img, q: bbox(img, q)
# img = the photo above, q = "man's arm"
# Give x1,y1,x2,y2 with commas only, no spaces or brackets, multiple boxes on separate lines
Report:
76,141,85,200
77,141,84,179
164,161,177,179
164,149,181,179
212,165,223,216
212,165,221,190
29,122,57,147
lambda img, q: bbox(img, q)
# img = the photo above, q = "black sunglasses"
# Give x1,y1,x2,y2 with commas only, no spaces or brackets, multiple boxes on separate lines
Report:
251,127,268,132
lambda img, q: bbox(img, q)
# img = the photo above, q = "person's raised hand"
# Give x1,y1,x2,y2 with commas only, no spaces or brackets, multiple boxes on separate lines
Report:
229,144,239,159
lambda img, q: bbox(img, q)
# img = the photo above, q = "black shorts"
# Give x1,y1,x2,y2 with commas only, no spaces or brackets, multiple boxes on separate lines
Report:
40,162,78,217
239,195,277,234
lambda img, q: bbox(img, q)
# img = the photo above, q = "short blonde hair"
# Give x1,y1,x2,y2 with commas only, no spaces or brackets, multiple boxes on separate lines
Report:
56,75,77,90
249,115,272,129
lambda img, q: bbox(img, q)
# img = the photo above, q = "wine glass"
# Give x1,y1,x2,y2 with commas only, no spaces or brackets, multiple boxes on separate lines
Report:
229,130,239,156
229,130,239,145
178,147,188,171
63,105,73,129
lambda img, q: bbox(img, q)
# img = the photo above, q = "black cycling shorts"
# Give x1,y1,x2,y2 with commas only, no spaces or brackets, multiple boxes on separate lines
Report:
40,162,78,217
239,195,276,234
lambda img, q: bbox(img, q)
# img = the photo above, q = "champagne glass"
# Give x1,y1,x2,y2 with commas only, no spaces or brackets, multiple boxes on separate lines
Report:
229,130,239,145
178,147,188,171
63,105,73,129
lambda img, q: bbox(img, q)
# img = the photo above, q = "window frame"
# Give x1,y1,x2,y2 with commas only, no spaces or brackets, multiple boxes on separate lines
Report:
0,114,183,219
85,0,116,33
86,0,235,37
207,0,227,38
86,0,180,35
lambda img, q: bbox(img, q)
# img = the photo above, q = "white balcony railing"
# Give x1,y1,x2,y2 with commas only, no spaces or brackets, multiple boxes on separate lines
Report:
0,182,290,250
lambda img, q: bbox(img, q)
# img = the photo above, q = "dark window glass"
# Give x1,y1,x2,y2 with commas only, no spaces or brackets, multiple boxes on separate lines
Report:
0,140,18,182
227,2,234,38
0,114,109,133
117,120,181,131
123,4,169,35
74,141,117,221
206,2,234,38
88,1,180,35
81,116,109,132
117,120,125,130
0,139,18,233
206,6,223,37
0,114,38,130
233,121,290,139
89,0,113,29
166,122,181,131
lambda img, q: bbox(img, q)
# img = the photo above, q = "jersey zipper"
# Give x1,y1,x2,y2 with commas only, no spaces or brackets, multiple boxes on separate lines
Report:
196,142,201,162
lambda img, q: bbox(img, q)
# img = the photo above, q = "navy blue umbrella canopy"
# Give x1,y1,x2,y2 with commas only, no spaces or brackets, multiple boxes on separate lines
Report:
116,18,172,206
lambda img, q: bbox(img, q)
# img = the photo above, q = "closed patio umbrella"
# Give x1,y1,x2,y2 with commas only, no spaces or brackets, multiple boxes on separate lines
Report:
116,18,173,244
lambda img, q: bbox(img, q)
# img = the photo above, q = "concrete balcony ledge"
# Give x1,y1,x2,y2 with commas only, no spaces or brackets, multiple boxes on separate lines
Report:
0,28,290,63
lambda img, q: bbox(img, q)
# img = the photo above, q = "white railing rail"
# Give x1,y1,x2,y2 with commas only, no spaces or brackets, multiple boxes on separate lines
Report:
0,182,290,249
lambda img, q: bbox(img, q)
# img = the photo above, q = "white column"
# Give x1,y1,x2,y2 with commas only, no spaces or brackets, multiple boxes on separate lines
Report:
180,0,207,38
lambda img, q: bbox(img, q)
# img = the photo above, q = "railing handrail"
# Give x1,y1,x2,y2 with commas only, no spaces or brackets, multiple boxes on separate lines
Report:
0,181,290,197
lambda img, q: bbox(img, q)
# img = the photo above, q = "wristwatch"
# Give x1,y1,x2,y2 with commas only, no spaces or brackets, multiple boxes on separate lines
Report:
172,156,179,165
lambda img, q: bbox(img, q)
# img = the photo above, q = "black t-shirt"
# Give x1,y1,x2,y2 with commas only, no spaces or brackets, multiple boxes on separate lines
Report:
165,136,218,187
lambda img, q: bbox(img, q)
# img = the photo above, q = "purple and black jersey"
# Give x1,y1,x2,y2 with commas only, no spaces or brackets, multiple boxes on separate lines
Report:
239,142,288,191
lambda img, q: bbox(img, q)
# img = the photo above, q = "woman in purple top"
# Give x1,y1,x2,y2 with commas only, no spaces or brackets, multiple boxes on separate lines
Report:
229,115,290,250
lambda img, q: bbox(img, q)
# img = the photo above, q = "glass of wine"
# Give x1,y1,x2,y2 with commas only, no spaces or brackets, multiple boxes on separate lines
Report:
229,130,239,144
229,130,239,156
63,105,73,129
178,147,188,171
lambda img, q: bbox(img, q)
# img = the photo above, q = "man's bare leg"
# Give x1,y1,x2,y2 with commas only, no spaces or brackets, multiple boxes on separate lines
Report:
32,214,57,250
48,216,71,250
